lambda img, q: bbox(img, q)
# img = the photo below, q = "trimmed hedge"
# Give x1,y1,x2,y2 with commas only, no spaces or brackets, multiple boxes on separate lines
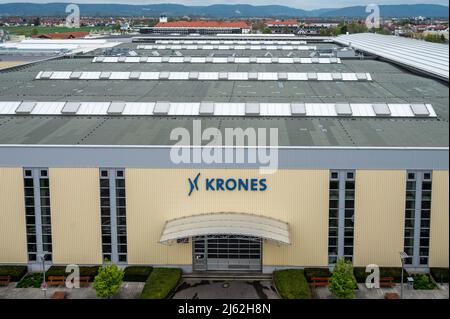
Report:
273,269,311,299
354,267,407,283
124,266,153,282
140,268,182,299
304,268,331,282
46,265,100,278
430,268,449,283
0,266,28,282
16,273,43,288
412,274,436,290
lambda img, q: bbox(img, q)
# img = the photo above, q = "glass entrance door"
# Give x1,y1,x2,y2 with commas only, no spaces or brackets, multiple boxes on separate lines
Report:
193,235,262,272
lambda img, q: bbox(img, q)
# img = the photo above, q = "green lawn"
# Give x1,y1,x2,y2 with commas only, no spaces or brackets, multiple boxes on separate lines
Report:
140,268,182,299
4,26,114,37
273,269,311,299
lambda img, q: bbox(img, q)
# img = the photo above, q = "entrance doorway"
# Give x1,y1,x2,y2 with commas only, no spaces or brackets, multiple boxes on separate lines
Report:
193,235,262,272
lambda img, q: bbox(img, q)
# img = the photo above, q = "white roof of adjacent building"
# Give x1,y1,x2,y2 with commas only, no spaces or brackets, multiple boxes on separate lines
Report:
159,213,291,245
335,33,449,81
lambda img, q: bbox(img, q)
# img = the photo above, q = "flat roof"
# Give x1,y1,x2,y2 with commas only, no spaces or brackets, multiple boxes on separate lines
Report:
0,42,448,148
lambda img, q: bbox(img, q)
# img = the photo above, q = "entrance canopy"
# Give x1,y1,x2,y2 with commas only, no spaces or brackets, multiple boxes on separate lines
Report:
159,213,290,245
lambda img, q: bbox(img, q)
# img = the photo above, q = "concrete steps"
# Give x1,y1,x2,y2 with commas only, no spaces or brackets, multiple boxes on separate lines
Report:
183,272,272,281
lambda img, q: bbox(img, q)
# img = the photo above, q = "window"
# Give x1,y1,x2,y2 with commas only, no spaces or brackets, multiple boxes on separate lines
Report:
328,170,355,265
23,168,53,262
403,171,432,266
100,169,127,263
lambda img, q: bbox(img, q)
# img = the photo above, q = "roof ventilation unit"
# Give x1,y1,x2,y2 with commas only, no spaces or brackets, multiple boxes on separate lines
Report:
248,72,258,80
245,102,260,116
329,57,338,64
271,57,279,63
99,72,111,80
356,73,368,81
206,57,214,63
162,57,170,63
372,103,391,116
139,57,148,63
410,103,430,117
107,102,125,115
335,103,353,116
311,57,320,64
199,101,215,115
129,72,141,80
290,103,306,116
95,56,105,63
61,102,81,115
218,72,228,80
184,57,192,63
118,56,127,63
40,71,53,80
159,72,170,80
153,101,170,115
307,72,318,81
15,101,36,115
227,56,235,63
188,72,199,80
278,72,288,81
70,71,82,79
331,73,343,81
250,57,257,63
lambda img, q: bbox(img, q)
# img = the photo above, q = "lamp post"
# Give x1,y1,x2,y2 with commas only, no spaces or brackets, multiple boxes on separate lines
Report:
399,251,409,299
38,252,49,299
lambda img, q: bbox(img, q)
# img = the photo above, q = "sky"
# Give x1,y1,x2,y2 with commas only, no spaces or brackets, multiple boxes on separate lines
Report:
0,0,448,10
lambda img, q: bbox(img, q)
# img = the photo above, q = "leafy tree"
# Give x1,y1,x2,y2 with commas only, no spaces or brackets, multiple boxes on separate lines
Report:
262,28,272,34
329,258,357,299
93,263,124,298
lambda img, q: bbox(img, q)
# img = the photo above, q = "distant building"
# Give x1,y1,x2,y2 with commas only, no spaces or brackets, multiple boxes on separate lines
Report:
265,19,298,33
32,31,89,40
140,20,251,35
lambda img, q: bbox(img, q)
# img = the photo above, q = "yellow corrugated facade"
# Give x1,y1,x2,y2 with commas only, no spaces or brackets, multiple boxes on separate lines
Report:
0,168,27,264
49,168,103,265
0,167,448,269
429,170,449,267
353,170,406,267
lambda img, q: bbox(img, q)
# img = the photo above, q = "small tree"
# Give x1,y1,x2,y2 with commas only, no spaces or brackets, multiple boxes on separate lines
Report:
329,258,357,299
93,263,124,298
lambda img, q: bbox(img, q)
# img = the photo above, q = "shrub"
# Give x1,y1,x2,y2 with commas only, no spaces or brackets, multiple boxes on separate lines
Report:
273,269,311,299
124,266,153,282
46,265,100,278
140,268,182,299
0,266,28,282
430,268,449,283
93,264,124,298
329,258,357,299
304,268,331,282
413,274,436,290
16,273,43,288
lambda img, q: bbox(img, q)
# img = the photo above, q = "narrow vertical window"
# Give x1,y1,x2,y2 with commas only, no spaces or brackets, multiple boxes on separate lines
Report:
23,168,52,262
100,169,127,263
403,171,432,266
328,170,355,265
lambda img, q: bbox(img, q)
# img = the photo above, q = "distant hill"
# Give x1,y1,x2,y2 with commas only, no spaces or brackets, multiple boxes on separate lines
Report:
0,3,448,18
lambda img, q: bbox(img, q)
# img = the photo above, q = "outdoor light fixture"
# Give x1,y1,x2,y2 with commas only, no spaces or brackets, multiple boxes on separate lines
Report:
399,251,409,299
38,251,49,299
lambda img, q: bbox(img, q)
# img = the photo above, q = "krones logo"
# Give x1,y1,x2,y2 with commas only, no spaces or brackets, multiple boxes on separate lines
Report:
188,173,267,196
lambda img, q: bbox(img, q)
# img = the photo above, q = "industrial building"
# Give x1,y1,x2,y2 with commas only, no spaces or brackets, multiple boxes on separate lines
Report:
0,33,448,273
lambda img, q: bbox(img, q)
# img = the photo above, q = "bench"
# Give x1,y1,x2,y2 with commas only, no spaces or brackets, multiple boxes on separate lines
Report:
310,277,330,287
380,277,395,288
51,291,66,299
385,292,399,299
0,276,11,286
79,276,90,287
48,276,66,286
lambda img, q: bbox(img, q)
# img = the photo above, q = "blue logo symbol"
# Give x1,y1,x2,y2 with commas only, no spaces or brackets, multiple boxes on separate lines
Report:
188,173,201,196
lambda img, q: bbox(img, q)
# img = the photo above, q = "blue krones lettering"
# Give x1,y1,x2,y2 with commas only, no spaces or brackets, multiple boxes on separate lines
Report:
203,177,268,192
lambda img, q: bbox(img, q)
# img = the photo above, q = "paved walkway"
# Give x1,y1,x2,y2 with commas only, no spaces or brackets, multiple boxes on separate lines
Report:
0,282,144,299
312,283,449,299
172,280,280,299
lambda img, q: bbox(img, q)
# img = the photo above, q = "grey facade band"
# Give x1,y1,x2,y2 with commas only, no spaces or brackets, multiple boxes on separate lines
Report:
0,146,448,170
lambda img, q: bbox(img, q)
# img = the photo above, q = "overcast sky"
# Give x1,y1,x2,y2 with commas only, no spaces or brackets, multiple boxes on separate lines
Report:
0,0,448,10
